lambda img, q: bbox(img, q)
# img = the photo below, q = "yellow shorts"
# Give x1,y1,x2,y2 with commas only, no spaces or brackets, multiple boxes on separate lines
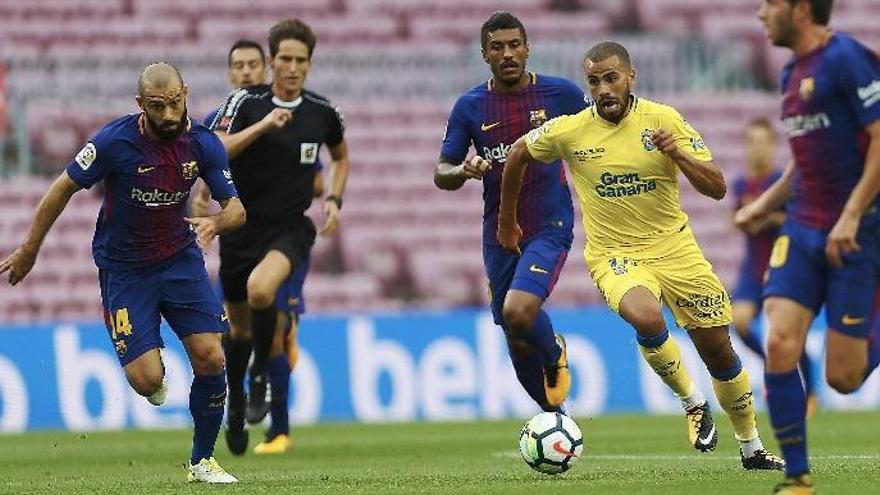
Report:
586,226,732,330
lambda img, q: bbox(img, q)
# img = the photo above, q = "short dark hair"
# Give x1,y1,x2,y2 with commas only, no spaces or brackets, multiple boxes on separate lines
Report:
787,0,833,25
584,41,632,69
227,39,265,67
480,11,527,49
268,18,317,58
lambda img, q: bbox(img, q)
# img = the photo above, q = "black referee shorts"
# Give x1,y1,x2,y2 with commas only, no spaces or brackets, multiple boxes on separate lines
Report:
218,216,316,303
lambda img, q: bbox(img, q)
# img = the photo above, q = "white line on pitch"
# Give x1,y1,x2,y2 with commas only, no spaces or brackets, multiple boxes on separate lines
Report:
492,450,880,461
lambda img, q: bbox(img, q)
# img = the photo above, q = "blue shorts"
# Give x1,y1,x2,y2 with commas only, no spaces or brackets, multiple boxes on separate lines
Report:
213,253,310,316
732,261,764,308
764,220,880,337
483,229,571,326
99,244,228,366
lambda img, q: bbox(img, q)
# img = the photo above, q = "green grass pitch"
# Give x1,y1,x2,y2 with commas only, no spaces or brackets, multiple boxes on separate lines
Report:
1,411,877,494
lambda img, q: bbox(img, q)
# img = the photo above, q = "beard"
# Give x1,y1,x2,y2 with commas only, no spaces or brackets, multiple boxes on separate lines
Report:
146,106,188,141
770,17,797,47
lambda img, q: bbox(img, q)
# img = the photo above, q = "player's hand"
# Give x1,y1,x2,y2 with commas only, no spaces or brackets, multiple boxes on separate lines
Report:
651,129,682,159
826,212,861,268
185,216,217,251
497,221,523,256
460,156,492,180
260,108,293,131
319,199,340,236
734,202,769,235
0,246,38,286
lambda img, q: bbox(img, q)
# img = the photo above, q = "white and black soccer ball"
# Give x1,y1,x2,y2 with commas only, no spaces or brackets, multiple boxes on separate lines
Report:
518,412,583,474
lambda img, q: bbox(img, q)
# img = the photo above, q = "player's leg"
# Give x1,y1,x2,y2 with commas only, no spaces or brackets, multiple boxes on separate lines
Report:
503,233,571,409
656,228,778,465
732,299,766,358
98,267,166,403
253,227,314,452
223,300,251,455
255,258,308,454
254,309,293,454
762,225,825,490
218,258,254,455
245,249,293,423
484,243,551,409
822,231,880,393
161,248,236,483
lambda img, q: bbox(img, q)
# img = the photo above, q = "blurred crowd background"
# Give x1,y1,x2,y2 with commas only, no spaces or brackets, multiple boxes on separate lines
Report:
1,0,878,322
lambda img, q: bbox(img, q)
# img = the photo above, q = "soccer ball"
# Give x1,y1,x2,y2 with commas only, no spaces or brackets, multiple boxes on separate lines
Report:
518,412,583,474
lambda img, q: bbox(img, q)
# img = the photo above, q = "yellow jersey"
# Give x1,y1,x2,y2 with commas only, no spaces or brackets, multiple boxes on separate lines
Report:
524,96,713,256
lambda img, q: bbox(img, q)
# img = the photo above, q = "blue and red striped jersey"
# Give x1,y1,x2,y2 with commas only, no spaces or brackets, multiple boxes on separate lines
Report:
781,32,880,229
440,73,587,244
66,113,237,270
734,170,783,281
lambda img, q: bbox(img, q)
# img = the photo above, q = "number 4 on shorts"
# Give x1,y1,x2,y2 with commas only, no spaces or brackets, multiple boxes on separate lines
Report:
108,308,133,339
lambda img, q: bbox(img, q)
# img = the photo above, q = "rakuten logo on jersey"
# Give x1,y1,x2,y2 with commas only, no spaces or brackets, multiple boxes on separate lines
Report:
858,80,880,108
130,188,188,207
782,112,831,138
483,143,511,164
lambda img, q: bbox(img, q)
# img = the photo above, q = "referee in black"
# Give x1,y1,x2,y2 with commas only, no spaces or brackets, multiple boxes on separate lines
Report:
211,18,350,455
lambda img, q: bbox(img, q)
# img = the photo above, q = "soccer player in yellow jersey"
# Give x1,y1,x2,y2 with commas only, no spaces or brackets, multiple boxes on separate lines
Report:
498,41,784,470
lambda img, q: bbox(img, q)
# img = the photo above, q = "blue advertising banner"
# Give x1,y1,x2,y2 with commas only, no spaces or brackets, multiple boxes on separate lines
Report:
0,307,877,432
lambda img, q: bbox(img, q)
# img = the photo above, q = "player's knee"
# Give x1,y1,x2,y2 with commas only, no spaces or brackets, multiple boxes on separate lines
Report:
128,369,164,397
246,282,275,310
826,369,863,394
502,303,537,336
765,330,800,367
628,311,666,336
190,343,226,375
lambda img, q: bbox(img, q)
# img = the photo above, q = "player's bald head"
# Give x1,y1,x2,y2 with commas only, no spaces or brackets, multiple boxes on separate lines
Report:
137,62,184,95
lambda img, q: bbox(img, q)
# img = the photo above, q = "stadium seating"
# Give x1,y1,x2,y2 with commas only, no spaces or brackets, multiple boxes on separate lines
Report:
2,0,877,319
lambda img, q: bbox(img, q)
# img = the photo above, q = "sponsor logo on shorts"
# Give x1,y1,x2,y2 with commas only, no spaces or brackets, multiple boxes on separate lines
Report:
529,264,549,275
841,314,866,326
595,172,657,198
675,292,728,319
114,340,127,357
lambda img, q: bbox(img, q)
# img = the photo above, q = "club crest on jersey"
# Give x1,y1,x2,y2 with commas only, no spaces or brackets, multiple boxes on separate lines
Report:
529,109,547,128
641,129,656,152
180,160,199,180
799,77,815,101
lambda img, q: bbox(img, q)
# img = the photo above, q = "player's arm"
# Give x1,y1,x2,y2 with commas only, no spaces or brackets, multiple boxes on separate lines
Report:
435,96,489,190
734,161,794,234
826,120,880,267
434,156,492,190
497,137,532,255
319,139,350,236
651,128,725,200
0,171,81,285
215,107,291,159
187,133,246,248
190,180,213,217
